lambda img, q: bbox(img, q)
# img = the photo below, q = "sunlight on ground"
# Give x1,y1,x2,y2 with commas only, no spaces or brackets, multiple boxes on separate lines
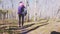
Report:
0,18,60,34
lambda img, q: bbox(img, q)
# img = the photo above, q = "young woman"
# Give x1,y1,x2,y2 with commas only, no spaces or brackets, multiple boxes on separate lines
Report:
18,1,25,27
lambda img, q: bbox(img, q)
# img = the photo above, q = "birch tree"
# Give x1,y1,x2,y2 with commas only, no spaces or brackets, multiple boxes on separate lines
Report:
10,0,14,19
26,0,30,21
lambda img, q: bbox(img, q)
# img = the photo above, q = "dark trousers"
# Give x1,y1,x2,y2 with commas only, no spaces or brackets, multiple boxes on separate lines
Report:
18,14,24,27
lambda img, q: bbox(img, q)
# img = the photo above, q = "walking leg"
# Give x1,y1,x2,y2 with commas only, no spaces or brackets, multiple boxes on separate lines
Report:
18,14,21,27
22,15,24,27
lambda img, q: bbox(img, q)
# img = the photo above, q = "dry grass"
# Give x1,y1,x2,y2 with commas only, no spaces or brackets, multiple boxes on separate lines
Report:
0,18,60,34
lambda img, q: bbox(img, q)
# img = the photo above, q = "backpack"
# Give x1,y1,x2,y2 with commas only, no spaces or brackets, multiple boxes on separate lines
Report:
22,8,27,16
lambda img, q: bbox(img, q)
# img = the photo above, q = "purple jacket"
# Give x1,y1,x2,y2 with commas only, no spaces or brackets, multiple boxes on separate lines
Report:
18,5,25,14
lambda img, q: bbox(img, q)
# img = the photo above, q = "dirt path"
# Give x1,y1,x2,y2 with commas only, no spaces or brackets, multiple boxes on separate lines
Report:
26,21,60,34
0,19,60,34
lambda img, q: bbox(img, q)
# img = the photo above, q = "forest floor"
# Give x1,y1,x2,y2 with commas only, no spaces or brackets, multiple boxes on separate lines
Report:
0,18,60,34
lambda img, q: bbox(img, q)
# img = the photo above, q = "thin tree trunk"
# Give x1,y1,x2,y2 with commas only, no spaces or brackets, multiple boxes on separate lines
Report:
26,0,30,22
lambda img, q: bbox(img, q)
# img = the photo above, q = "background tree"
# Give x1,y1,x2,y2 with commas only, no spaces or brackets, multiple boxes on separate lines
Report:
26,0,30,22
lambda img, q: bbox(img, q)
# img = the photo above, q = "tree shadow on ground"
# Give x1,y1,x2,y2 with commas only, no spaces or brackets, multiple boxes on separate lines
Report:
22,23,35,29
5,23,35,30
19,23,49,34
4,22,49,34
51,31,60,34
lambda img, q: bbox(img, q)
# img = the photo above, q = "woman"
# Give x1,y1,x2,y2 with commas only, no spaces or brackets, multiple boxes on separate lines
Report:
18,1,25,27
